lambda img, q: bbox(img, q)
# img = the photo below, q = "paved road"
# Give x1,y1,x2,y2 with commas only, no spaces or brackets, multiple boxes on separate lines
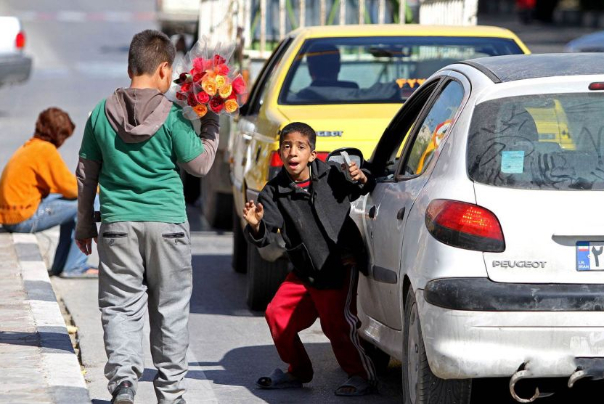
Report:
2,0,604,402
52,231,404,404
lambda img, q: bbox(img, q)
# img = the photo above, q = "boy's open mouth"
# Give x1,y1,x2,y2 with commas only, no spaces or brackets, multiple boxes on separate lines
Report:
287,162,299,169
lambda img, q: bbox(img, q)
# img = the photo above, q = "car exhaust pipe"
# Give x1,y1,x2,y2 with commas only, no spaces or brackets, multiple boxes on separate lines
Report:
568,358,604,389
509,363,554,403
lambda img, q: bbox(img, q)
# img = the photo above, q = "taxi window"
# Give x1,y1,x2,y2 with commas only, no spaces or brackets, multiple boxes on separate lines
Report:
467,93,604,190
279,36,523,105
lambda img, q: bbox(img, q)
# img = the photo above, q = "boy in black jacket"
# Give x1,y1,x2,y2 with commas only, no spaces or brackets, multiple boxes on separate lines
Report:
243,122,376,396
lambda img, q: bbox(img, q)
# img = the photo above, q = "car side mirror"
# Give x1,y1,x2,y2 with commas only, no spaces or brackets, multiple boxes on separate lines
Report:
327,147,365,168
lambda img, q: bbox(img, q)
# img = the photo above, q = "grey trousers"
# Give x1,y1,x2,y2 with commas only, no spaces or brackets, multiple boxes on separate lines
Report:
97,221,192,404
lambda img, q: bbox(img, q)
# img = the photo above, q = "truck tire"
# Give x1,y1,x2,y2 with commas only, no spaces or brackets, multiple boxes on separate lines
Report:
232,207,247,273
246,241,289,311
403,288,471,404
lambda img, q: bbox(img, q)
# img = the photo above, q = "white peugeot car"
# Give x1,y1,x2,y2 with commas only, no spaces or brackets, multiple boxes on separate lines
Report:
332,53,604,404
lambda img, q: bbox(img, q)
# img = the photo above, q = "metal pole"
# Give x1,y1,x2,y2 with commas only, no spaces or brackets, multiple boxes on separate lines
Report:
260,0,266,56
339,0,346,25
399,0,406,24
359,0,365,24
300,0,305,27
378,0,385,24
320,0,326,25
279,0,286,38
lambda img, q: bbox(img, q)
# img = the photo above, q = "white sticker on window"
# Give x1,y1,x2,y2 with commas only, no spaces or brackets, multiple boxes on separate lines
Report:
501,151,525,174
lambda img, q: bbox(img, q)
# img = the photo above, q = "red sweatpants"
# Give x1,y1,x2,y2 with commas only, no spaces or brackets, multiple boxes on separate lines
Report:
265,267,376,383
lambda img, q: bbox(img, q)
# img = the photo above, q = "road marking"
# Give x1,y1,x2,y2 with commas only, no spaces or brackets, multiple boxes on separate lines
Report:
16,10,156,23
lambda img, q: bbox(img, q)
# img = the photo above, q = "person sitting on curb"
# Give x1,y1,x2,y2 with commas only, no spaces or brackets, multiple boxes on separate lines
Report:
243,122,378,396
0,107,98,278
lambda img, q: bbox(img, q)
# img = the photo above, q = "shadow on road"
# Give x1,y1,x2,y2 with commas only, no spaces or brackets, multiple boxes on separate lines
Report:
190,254,263,317
141,343,402,403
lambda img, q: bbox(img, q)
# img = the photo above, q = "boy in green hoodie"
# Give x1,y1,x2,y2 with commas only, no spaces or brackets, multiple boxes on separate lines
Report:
75,30,218,404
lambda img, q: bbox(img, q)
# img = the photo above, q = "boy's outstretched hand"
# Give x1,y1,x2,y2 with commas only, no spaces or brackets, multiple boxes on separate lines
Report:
243,200,264,235
346,161,367,184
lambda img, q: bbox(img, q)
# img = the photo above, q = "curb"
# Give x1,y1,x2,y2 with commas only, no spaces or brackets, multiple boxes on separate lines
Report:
11,233,91,404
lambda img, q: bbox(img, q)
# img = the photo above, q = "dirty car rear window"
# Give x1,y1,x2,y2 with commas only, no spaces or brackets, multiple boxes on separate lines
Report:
467,93,604,190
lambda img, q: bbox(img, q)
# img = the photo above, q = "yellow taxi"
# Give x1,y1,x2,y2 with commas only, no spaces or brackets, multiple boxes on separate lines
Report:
228,24,530,310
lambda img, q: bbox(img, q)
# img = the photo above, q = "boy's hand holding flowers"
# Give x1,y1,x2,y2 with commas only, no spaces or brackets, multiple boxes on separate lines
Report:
346,161,367,184
243,200,264,235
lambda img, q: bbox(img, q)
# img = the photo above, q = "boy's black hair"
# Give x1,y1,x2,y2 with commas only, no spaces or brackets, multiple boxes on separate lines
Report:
128,30,176,76
279,122,316,150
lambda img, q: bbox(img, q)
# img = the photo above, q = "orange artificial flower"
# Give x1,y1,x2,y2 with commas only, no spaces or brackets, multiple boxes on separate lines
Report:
224,99,238,113
218,83,232,98
193,104,208,117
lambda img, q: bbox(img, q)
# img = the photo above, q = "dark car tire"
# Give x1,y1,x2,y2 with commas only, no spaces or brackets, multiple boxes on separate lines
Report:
232,206,247,273
403,288,471,404
246,241,289,311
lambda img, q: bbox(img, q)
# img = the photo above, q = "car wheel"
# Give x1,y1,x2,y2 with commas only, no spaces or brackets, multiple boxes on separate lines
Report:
403,288,471,404
362,341,391,375
232,206,247,273
246,241,288,311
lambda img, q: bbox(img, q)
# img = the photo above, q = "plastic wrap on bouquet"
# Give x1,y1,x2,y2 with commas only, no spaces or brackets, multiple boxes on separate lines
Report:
167,36,247,121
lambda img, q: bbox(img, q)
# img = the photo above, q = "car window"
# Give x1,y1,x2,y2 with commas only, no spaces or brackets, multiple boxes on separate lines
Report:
400,81,465,177
467,93,604,190
246,38,293,115
279,36,523,105
369,80,441,178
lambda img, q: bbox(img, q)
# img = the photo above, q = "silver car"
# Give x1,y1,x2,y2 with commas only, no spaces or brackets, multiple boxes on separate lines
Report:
337,53,604,404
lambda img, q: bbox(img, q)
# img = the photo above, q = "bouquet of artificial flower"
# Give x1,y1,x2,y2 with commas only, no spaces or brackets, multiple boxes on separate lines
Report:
169,37,247,120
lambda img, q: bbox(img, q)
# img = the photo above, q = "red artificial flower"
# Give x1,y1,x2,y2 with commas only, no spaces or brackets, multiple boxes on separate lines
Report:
192,57,213,73
231,76,246,94
216,63,230,75
176,91,187,101
209,96,224,113
180,82,191,93
192,72,205,83
196,91,210,104
213,55,226,65
187,92,198,107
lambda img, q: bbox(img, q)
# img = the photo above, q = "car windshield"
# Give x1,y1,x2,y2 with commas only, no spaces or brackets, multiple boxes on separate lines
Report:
279,36,523,105
467,92,604,190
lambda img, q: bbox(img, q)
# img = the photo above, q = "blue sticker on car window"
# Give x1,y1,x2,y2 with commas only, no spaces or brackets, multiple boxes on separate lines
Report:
501,151,525,174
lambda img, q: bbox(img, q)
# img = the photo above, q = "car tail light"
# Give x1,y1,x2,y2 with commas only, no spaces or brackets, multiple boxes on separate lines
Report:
268,151,283,179
425,199,505,252
589,82,604,91
268,151,329,179
15,31,25,49
315,152,328,162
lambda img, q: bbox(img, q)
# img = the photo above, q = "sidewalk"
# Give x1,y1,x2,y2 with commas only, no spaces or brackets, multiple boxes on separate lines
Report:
0,230,90,404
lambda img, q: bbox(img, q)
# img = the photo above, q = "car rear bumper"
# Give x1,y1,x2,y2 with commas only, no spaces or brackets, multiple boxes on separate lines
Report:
0,53,32,87
416,288,604,379
424,277,604,311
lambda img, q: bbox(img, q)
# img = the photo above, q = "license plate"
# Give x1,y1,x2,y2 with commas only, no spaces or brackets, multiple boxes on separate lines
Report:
577,242,604,271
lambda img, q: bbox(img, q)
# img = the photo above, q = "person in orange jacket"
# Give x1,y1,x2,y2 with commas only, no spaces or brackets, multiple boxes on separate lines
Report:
0,107,98,277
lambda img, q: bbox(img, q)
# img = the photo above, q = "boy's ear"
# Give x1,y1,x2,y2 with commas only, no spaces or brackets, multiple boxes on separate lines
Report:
158,62,170,79
308,149,317,162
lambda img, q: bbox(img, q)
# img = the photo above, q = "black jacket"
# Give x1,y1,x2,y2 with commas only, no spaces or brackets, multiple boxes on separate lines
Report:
245,159,374,289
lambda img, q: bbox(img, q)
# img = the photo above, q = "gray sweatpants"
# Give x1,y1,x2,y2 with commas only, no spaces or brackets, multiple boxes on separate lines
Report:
97,221,192,404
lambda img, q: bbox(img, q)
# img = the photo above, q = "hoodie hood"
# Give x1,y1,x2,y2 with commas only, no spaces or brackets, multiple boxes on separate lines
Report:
105,88,173,143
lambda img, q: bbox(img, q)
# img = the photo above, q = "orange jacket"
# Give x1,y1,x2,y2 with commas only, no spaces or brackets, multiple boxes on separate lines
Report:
0,138,77,225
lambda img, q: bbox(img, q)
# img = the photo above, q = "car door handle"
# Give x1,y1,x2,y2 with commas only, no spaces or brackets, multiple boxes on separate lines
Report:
396,207,406,221
368,206,376,219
